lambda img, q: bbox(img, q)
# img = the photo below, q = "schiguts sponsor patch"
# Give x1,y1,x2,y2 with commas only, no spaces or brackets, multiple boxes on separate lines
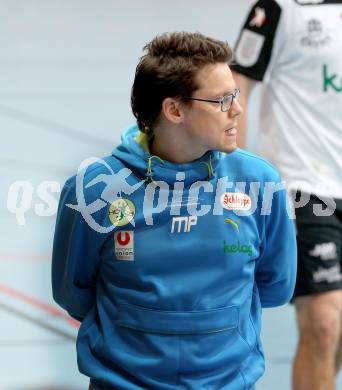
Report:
220,192,252,211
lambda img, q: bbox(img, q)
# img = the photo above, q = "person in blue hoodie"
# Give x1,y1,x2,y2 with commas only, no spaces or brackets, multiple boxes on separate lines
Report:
52,32,297,390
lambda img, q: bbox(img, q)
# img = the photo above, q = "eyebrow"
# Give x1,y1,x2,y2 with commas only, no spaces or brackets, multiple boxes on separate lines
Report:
212,89,235,98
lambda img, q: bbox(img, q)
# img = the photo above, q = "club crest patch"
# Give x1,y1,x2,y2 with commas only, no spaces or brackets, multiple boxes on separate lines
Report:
109,198,135,227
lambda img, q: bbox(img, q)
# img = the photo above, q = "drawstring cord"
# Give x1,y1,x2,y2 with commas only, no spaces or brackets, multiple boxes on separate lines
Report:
146,155,164,183
146,154,215,183
200,154,215,179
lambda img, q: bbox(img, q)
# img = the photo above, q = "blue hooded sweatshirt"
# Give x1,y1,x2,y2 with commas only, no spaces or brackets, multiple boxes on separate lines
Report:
52,124,297,390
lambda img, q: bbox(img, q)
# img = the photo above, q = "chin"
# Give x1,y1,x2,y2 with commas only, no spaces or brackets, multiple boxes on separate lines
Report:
221,142,237,154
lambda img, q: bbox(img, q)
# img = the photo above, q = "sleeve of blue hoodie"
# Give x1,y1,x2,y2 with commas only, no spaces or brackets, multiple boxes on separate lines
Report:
51,177,106,321
255,181,297,308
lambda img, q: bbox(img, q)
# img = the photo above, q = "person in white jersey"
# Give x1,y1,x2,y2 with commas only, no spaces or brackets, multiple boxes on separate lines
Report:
231,0,342,389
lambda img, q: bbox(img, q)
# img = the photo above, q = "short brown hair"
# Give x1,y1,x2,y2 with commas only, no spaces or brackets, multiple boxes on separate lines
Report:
131,32,233,133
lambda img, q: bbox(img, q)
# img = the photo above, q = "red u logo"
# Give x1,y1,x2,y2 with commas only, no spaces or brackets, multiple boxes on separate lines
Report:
117,232,130,246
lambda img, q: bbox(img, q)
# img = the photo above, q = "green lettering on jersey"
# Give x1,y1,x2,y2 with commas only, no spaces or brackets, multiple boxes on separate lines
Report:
323,65,342,92
223,240,253,256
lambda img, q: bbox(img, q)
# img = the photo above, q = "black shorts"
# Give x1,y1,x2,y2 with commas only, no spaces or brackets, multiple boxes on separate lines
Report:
293,192,342,299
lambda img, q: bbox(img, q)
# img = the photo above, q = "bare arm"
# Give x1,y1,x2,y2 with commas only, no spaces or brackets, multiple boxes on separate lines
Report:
232,72,258,149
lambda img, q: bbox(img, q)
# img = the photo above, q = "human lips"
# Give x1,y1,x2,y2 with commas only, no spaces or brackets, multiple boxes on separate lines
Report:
225,126,237,135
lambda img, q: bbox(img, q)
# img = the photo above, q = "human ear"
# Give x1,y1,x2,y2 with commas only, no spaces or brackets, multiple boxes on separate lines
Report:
162,98,183,124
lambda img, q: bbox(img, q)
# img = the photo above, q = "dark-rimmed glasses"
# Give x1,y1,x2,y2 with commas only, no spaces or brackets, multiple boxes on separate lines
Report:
184,88,240,112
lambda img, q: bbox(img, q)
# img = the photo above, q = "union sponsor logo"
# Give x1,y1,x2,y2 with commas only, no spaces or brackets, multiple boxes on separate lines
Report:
114,230,134,261
117,231,131,246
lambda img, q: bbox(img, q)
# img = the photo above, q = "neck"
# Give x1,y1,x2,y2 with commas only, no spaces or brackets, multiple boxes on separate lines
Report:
150,124,207,164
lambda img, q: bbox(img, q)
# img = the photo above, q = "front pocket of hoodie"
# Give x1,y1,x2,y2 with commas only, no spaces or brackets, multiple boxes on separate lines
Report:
116,302,239,335
111,303,252,387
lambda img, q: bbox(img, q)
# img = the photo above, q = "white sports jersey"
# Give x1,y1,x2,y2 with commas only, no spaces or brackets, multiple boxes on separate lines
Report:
233,0,342,199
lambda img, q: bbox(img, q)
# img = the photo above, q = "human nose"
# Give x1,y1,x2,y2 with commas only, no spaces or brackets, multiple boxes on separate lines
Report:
229,98,243,118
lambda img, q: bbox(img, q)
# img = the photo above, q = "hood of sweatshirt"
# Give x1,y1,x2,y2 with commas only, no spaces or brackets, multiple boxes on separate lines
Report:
112,123,226,186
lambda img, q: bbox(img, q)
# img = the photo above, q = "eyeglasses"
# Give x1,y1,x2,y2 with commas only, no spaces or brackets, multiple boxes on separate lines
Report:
184,88,240,112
